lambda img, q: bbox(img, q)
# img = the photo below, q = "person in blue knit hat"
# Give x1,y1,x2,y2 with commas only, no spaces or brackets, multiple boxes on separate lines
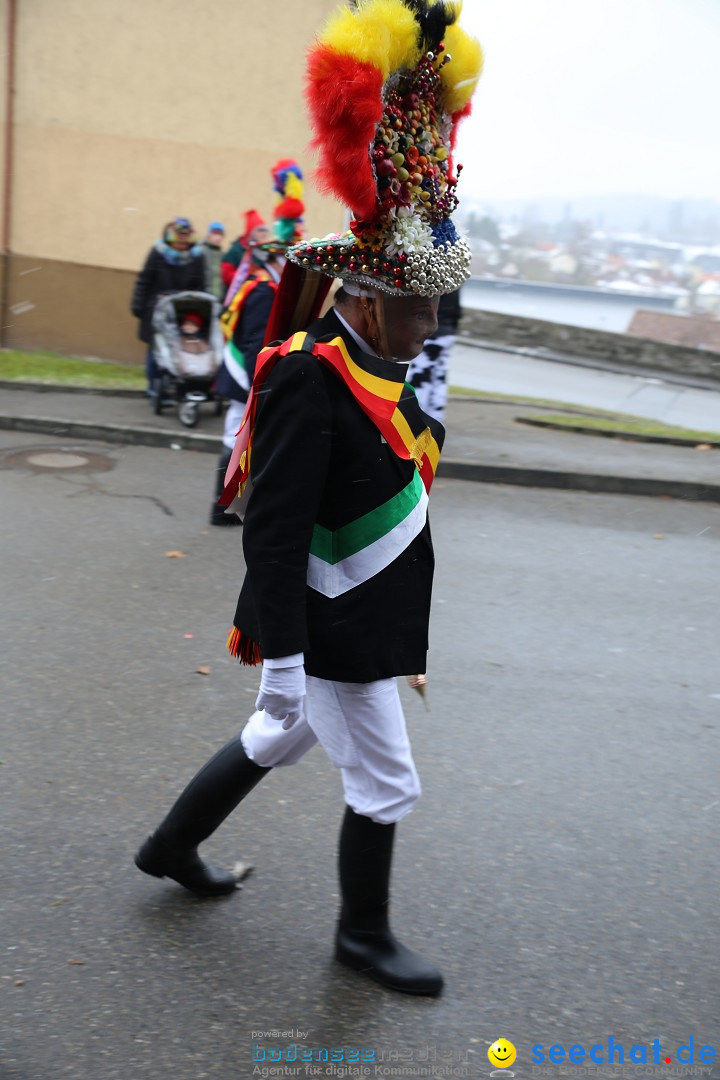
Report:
202,222,226,301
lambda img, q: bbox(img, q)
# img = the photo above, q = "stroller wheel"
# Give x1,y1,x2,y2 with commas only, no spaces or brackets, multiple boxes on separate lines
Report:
179,401,199,428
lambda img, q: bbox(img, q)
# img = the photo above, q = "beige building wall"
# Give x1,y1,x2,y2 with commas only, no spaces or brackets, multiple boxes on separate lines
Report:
3,0,342,360
1,0,10,322
0,0,8,203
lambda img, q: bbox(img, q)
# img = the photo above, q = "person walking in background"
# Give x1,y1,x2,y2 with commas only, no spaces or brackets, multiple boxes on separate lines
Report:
202,222,226,300
406,286,462,424
130,217,205,398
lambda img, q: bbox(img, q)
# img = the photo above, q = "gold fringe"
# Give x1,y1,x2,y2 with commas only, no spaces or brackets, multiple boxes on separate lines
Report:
410,426,433,467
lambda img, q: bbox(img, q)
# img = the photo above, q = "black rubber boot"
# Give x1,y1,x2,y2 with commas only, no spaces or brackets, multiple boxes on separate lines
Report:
210,448,241,526
135,735,270,896
335,806,444,995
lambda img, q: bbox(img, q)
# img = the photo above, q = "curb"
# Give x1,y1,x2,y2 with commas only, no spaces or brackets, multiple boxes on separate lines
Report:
0,414,220,453
2,411,720,505
435,459,720,504
515,416,720,448
0,380,145,398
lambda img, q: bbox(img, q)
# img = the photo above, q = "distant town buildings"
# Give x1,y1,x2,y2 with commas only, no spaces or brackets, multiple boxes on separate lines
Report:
460,203,720,348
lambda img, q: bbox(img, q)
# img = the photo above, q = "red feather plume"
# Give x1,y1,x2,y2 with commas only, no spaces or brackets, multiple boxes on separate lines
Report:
448,100,473,178
306,45,384,222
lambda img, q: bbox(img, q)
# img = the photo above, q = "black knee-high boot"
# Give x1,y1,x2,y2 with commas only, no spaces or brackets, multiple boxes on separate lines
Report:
209,447,241,526
134,735,270,896
335,806,443,995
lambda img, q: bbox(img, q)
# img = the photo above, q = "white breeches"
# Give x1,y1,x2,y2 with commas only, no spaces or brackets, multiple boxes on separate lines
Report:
240,676,421,825
223,399,247,450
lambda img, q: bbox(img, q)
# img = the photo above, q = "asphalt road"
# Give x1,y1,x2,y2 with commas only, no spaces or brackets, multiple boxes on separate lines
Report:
449,341,720,432
2,431,718,1080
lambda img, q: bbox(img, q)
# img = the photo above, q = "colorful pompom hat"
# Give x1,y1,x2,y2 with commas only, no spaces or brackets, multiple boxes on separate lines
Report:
271,159,306,246
285,0,483,298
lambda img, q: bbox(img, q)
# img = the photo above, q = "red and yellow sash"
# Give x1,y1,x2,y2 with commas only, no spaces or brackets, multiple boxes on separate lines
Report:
219,271,276,343
218,332,441,508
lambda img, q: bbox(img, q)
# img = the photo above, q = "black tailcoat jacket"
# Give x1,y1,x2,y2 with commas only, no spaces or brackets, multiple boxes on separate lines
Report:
232,309,445,683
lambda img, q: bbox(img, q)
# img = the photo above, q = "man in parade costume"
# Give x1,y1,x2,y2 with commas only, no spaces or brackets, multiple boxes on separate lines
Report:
135,0,482,997
209,243,284,527
209,160,305,526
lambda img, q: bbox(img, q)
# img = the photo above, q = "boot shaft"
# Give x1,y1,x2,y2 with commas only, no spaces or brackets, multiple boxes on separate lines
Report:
157,735,270,849
338,806,395,933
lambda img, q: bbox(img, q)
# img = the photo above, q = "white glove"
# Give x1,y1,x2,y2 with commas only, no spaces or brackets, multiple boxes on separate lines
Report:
256,654,306,730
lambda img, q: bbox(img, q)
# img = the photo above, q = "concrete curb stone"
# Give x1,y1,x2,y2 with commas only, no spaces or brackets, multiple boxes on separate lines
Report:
516,416,720,448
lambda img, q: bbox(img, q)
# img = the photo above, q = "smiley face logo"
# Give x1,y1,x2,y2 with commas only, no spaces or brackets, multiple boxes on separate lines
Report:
488,1039,517,1068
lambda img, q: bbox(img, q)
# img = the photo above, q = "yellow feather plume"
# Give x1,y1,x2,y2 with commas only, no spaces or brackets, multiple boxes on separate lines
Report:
321,0,421,78
284,173,304,200
440,22,484,114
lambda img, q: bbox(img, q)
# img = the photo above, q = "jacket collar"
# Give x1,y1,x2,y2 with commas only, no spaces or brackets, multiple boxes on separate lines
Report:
312,308,410,386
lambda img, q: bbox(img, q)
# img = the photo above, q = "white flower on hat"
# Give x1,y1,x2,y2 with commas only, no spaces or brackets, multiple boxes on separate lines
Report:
385,206,434,256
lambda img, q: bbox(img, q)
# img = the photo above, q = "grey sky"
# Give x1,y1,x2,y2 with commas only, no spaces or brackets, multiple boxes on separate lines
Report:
454,0,720,202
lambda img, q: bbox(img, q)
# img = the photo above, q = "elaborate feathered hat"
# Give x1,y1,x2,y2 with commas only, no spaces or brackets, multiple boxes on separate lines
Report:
285,0,483,297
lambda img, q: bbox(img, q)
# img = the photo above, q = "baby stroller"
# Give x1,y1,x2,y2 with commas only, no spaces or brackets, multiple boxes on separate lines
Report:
152,291,224,427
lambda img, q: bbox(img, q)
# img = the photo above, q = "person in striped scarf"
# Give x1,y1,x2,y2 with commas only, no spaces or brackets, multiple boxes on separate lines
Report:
135,0,483,998
209,160,306,526
208,243,285,527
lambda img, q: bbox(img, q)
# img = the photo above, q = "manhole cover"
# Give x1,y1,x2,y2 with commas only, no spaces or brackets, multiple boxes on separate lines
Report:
27,452,92,469
0,446,115,473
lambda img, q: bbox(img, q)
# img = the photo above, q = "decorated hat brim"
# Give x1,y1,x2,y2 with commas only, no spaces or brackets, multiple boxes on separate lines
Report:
286,229,470,297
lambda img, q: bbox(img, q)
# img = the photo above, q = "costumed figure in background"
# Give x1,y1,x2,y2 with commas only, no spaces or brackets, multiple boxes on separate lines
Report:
407,285,462,422
130,217,205,397
208,161,305,526
220,210,269,299
135,0,482,997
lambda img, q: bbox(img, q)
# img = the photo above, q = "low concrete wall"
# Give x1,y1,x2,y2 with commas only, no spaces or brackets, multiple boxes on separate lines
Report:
459,307,720,385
